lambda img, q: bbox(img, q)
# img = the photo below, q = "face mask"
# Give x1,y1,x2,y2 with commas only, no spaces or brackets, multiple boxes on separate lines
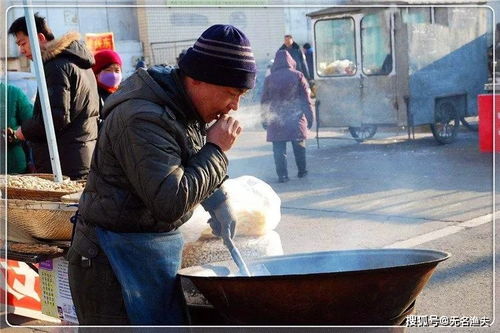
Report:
97,71,122,89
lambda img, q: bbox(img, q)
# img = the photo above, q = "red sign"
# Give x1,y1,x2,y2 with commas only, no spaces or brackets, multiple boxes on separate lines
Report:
478,94,500,152
85,32,115,53
0,259,42,315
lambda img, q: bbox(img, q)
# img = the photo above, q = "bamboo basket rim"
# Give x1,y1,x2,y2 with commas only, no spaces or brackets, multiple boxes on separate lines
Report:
1,173,71,182
3,174,84,202
8,198,78,210
7,198,76,240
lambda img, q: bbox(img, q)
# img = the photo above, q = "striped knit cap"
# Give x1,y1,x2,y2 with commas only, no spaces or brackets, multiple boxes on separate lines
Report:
178,24,257,89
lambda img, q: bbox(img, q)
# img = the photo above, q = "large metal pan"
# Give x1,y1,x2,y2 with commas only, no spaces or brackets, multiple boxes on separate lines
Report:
178,248,450,325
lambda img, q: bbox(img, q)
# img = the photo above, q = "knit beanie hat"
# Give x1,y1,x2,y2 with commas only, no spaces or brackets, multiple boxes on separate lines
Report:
178,24,257,89
92,49,122,74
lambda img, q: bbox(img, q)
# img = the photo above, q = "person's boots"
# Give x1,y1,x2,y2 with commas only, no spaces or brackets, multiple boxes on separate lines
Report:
298,170,308,178
278,175,290,183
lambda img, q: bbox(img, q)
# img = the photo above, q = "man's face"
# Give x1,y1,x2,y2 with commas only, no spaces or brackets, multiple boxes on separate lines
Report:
190,81,247,123
15,32,47,60
284,36,293,47
102,63,122,74
15,32,32,59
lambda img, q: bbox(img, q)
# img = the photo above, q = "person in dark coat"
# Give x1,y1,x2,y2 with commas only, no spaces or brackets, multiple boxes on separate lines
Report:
261,50,314,183
279,34,310,81
303,42,314,79
66,24,257,325
92,49,123,116
135,59,147,70
8,14,99,180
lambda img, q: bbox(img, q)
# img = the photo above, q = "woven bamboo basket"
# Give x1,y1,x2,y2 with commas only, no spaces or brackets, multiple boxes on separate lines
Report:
2,173,83,202
7,199,77,240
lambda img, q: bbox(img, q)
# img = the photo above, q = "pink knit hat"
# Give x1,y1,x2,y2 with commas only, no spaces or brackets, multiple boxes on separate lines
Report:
92,49,122,74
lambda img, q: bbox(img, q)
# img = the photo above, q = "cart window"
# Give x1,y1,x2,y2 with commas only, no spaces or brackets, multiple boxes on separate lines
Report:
315,18,356,76
361,12,392,75
402,8,431,24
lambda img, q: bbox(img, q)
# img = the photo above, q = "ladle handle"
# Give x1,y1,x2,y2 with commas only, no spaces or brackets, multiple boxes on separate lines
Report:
223,236,251,276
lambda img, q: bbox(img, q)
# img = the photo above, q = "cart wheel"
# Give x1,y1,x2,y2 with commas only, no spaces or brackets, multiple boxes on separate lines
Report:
348,125,378,143
430,101,459,144
460,116,478,132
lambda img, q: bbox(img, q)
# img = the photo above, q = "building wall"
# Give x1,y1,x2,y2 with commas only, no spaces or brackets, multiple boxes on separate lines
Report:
4,1,333,73
284,4,316,46
0,0,5,59
137,6,286,68
5,2,142,76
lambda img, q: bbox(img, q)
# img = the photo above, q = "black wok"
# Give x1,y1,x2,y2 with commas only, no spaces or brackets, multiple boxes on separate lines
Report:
178,248,450,325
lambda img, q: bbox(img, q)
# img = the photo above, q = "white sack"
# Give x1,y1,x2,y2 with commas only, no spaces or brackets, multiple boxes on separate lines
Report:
178,175,281,241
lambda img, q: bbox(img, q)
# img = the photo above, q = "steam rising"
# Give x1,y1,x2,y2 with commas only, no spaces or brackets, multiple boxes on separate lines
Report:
232,101,308,131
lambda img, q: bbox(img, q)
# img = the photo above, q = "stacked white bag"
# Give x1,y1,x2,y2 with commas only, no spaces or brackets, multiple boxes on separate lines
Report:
179,175,283,268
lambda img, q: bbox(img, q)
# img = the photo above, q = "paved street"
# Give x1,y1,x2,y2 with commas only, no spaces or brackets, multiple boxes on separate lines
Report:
3,123,497,332
229,126,494,250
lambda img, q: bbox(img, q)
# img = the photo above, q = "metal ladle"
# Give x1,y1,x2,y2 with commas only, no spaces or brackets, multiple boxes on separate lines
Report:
222,234,251,276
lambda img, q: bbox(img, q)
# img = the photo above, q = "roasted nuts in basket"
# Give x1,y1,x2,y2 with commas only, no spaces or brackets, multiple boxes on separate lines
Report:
7,175,84,192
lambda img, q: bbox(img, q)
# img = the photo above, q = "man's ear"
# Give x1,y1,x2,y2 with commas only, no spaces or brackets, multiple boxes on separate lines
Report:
185,76,202,87
190,78,202,86
37,33,47,45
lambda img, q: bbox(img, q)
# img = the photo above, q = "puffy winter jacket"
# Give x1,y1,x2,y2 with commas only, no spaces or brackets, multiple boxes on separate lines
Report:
261,50,314,142
21,32,99,179
78,66,228,233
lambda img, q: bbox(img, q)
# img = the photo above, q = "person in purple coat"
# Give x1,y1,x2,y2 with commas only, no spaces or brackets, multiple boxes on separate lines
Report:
261,50,314,183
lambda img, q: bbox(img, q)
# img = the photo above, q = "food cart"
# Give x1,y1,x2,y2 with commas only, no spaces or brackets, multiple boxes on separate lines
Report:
308,1,490,143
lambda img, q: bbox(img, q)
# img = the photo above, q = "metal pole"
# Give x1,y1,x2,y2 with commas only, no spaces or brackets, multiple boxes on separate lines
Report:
23,1,63,183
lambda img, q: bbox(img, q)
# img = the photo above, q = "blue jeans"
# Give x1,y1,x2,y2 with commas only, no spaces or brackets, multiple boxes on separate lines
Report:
95,227,186,325
272,140,306,178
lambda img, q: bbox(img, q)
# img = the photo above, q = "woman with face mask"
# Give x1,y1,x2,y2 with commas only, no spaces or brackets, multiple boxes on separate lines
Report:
92,49,123,118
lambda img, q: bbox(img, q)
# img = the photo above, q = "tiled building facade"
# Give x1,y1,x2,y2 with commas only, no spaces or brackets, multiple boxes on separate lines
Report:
136,5,287,70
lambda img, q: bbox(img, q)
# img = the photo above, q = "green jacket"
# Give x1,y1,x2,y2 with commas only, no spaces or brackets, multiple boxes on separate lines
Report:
1,82,34,174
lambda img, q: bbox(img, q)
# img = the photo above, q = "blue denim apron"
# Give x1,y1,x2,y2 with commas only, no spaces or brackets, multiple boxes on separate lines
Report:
94,227,185,325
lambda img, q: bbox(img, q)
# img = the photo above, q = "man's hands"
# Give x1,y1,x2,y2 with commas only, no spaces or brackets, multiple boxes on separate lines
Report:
6,128,16,143
15,127,25,141
2,127,19,144
208,200,237,240
206,115,242,152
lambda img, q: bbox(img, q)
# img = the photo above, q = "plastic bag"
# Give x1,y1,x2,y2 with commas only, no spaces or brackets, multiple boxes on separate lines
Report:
178,175,281,241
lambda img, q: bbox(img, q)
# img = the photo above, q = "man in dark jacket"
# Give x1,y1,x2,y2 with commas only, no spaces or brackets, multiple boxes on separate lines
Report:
8,14,99,179
279,34,310,81
67,24,256,325
303,42,314,79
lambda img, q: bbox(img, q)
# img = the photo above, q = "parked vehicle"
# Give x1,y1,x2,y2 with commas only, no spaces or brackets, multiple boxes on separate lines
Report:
308,2,490,144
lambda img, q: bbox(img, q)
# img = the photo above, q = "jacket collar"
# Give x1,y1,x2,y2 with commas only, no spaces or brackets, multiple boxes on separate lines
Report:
147,67,204,125
281,41,300,50
41,31,80,62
